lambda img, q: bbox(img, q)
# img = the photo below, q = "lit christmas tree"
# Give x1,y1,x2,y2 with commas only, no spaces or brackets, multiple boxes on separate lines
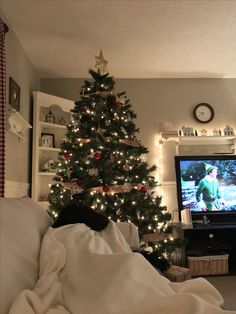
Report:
48,51,180,258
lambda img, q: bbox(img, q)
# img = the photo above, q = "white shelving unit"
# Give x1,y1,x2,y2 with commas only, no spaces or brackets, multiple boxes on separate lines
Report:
32,91,74,209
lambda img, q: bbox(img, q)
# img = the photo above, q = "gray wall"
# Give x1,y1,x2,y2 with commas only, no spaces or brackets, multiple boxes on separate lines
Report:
1,8,40,186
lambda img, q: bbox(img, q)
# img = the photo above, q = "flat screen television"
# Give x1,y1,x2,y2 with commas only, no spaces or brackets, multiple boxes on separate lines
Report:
175,155,236,224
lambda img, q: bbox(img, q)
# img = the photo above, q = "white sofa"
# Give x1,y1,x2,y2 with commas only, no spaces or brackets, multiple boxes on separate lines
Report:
1,197,52,314
0,197,140,314
2,197,233,314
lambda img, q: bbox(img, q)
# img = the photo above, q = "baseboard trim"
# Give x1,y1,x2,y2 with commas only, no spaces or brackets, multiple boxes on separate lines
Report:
5,180,30,197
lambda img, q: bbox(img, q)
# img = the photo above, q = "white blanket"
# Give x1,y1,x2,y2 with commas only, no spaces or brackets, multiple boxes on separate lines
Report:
9,221,236,314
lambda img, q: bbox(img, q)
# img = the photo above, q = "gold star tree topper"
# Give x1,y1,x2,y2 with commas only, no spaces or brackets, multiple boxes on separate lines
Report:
95,50,108,75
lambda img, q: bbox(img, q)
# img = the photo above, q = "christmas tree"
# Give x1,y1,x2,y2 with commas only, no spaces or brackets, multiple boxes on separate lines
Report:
48,51,180,258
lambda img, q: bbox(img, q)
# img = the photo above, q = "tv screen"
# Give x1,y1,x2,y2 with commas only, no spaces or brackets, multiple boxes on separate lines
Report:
175,155,236,222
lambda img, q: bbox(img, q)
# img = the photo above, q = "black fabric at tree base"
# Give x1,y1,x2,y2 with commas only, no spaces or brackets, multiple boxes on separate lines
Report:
137,250,170,272
52,201,109,231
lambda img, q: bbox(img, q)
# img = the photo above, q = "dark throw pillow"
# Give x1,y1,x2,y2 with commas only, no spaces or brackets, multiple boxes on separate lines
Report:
52,201,109,231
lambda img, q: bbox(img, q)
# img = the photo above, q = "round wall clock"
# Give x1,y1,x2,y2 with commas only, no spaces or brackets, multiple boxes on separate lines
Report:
193,103,215,123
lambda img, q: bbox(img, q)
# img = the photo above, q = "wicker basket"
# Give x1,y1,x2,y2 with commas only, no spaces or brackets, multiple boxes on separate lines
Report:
187,253,229,276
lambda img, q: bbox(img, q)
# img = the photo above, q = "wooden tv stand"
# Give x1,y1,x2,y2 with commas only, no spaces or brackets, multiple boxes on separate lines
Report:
179,223,236,275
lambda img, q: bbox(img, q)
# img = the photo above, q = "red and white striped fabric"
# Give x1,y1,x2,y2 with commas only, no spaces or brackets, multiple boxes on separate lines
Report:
0,18,7,197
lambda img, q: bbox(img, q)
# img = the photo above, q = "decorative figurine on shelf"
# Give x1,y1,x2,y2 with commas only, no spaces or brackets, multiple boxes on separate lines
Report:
42,159,57,172
181,126,194,136
59,116,66,125
213,128,221,136
200,129,207,136
223,125,234,136
39,194,48,202
45,110,55,124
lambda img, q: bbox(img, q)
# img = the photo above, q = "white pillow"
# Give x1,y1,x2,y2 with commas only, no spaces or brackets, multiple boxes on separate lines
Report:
0,197,52,314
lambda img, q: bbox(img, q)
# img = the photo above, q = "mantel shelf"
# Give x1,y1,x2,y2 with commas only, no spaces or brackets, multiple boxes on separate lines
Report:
160,134,236,145
6,108,32,141
179,136,236,145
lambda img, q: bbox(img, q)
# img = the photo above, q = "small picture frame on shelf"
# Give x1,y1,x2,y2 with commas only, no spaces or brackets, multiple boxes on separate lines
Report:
40,133,55,148
9,77,20,111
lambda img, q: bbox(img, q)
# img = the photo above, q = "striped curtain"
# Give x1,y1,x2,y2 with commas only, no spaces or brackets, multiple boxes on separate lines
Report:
0,18,7,197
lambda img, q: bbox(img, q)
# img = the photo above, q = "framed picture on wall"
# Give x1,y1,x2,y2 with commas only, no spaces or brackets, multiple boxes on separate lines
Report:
40,133,55,148
9,77,21,111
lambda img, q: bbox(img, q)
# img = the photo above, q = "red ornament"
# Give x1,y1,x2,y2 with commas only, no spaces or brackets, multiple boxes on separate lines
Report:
94,152,101,160
103,185,110,192
140,185,148,193
115,100,122,108
64,151,71,159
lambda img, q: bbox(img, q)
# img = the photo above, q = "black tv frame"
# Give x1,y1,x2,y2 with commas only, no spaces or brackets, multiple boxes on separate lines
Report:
175,155,236,224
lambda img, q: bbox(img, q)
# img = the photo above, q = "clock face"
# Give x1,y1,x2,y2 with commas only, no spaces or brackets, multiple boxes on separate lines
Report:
193,103,214,123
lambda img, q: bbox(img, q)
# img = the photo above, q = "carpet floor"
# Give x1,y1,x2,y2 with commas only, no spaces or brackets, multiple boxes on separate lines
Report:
205,276,236,311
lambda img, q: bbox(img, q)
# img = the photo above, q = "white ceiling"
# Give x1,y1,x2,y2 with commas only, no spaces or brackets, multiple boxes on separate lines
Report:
2,0,236,78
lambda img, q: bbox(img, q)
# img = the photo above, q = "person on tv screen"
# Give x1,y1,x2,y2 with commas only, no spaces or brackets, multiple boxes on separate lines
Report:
196,163,225,211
